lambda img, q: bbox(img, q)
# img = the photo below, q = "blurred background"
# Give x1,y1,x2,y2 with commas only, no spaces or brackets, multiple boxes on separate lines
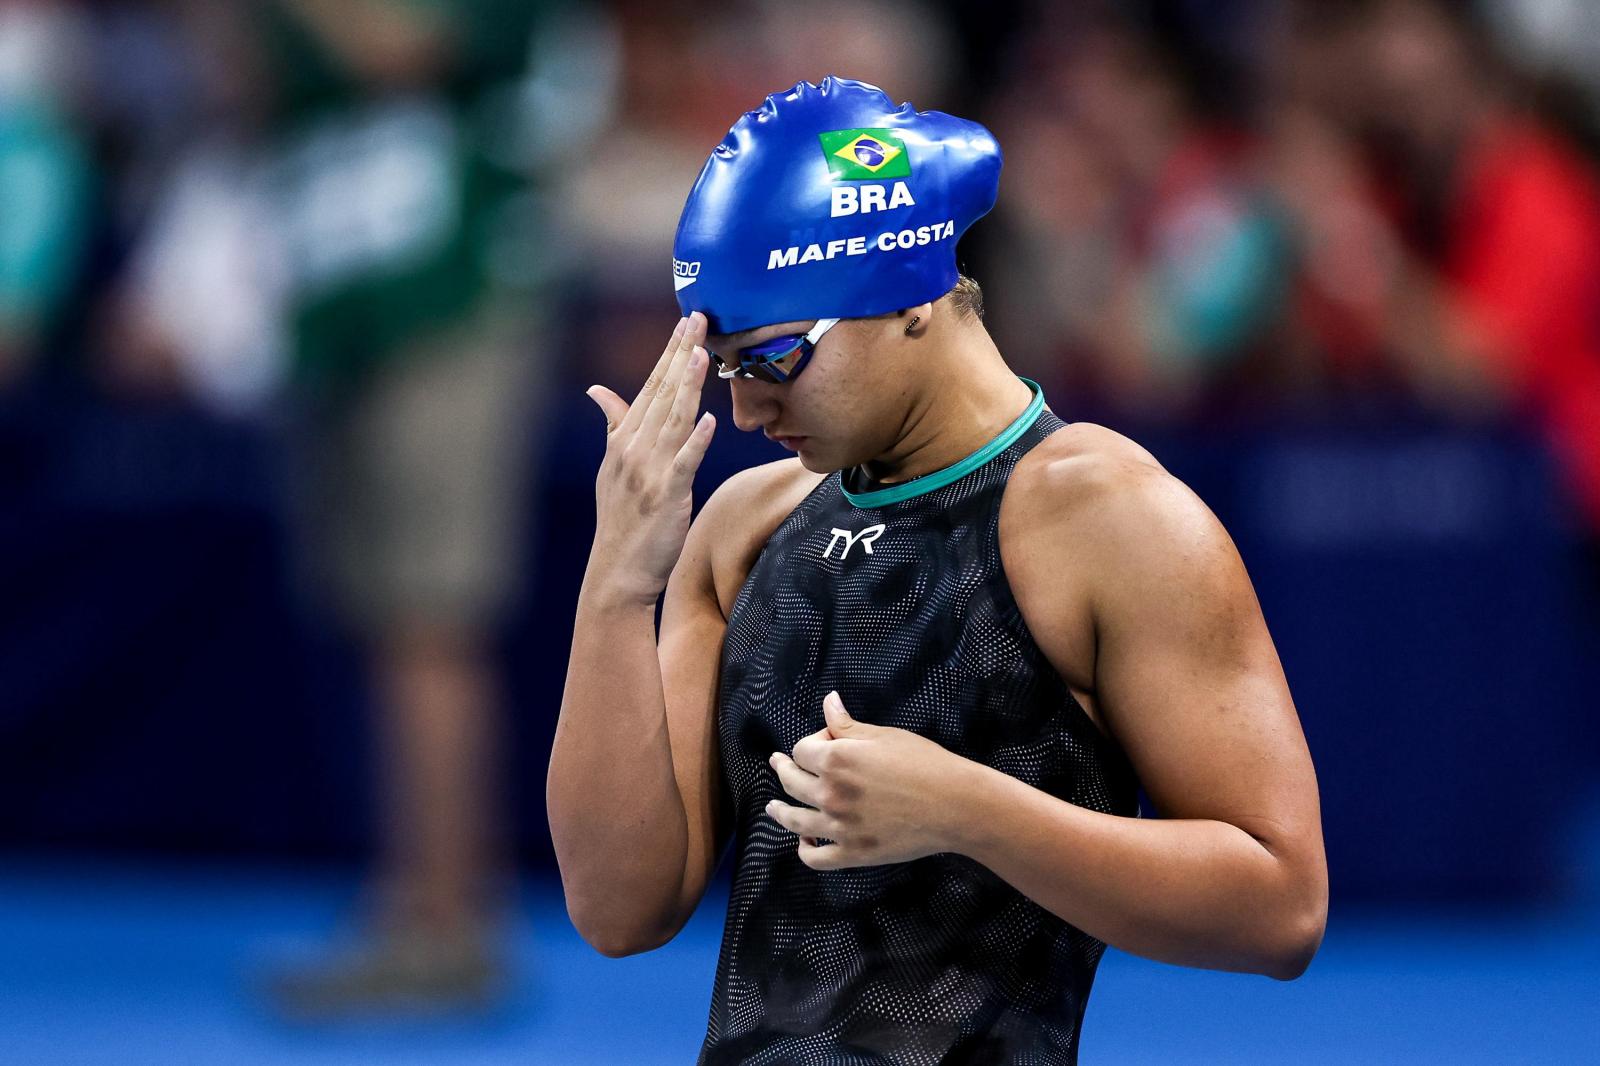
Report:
2,0,1597,1062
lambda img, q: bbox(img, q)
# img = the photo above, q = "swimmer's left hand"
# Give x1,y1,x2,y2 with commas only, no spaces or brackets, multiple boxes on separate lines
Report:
765,691,976,870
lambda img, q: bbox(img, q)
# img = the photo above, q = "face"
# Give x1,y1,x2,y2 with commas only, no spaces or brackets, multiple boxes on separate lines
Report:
704,315,911,474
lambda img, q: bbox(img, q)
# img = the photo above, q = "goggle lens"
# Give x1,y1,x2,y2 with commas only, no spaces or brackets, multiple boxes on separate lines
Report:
710,318,839,384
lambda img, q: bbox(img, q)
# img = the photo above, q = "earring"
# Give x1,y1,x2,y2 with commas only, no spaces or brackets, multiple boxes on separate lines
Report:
904,315,921,335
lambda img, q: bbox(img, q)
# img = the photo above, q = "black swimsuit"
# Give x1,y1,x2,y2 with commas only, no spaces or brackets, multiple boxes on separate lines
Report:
701,380,1141,1065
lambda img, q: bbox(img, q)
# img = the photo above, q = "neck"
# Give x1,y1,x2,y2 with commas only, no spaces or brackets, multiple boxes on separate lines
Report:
859,332,1036,485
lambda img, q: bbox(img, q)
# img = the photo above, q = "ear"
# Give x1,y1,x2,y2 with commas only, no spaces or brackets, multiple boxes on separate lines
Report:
901,301,935,337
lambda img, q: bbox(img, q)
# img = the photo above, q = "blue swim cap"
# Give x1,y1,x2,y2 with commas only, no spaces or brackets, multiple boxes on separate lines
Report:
672,76,1002,335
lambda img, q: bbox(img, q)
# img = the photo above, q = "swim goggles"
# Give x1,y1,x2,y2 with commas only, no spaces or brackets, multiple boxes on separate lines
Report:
709,318,840,384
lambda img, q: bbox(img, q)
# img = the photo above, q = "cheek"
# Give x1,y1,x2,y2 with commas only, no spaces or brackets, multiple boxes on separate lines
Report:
793,343,892,454
808,409,891,471
804,340,870,400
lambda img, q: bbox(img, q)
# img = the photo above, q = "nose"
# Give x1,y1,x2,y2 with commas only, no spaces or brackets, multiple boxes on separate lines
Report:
728,377,778,433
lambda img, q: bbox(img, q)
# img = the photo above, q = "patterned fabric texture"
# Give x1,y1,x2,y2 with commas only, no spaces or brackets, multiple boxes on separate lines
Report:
702,403,1142,1065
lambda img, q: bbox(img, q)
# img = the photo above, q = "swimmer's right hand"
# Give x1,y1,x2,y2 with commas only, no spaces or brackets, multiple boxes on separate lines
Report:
583,312,717,606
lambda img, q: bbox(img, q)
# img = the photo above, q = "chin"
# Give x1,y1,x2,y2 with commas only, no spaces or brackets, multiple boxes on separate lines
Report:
784,436,858,475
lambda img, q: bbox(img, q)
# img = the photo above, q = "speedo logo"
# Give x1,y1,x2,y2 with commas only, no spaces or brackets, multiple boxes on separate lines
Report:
672,258,700,291
767,220,955,271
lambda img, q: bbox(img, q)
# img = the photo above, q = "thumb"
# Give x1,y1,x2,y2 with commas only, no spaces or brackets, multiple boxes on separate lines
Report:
586,385,628,430
822,691,856,738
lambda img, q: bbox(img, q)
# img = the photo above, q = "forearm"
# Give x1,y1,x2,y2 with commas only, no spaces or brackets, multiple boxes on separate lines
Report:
547,572,688,951
948,762,1324,980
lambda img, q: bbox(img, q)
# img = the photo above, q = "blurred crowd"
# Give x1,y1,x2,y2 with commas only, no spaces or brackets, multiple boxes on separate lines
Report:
5,0,1600,1012
6,0,1600,526
977,0,1600,542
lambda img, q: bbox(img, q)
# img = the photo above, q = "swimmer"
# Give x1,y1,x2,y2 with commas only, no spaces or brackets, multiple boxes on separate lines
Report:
549,76,1327,1064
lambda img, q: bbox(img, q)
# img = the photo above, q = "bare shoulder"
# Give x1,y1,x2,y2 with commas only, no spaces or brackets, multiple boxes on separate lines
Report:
1005,421,1219,550
1000,422,1242,699
692,458,828,617
1010,421,1165,506
696,457,826,537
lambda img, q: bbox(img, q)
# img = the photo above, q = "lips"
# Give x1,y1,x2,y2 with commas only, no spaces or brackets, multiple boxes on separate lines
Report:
766,432,807,451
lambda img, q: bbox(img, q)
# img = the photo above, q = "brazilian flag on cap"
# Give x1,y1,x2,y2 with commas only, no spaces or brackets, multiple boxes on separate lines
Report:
818,128,912,180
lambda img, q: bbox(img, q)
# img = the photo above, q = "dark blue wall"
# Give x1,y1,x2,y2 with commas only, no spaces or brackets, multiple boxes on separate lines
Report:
2,382,1594,903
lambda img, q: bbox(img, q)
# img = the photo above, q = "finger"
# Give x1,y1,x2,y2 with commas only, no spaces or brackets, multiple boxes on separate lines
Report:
586,385,629,434
791,732,833,775
652,340,710,453
765,798,829,838
769,752,825,808
633,308,704,441
665,410,715,496
637,312,704,445
821,690,860,739
618,316,688,435
797,840,847,871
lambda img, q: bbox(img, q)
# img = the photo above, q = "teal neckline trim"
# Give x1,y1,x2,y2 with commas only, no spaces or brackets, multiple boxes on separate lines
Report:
840,377,1045,509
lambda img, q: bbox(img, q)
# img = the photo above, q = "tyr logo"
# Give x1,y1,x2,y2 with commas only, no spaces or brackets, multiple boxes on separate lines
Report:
823,524,886,560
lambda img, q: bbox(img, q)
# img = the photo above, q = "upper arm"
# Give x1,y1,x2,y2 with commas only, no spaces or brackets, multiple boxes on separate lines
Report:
656,462,808,933
657,488,738,933
1096,473,1323,879
1013,449,1325,885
